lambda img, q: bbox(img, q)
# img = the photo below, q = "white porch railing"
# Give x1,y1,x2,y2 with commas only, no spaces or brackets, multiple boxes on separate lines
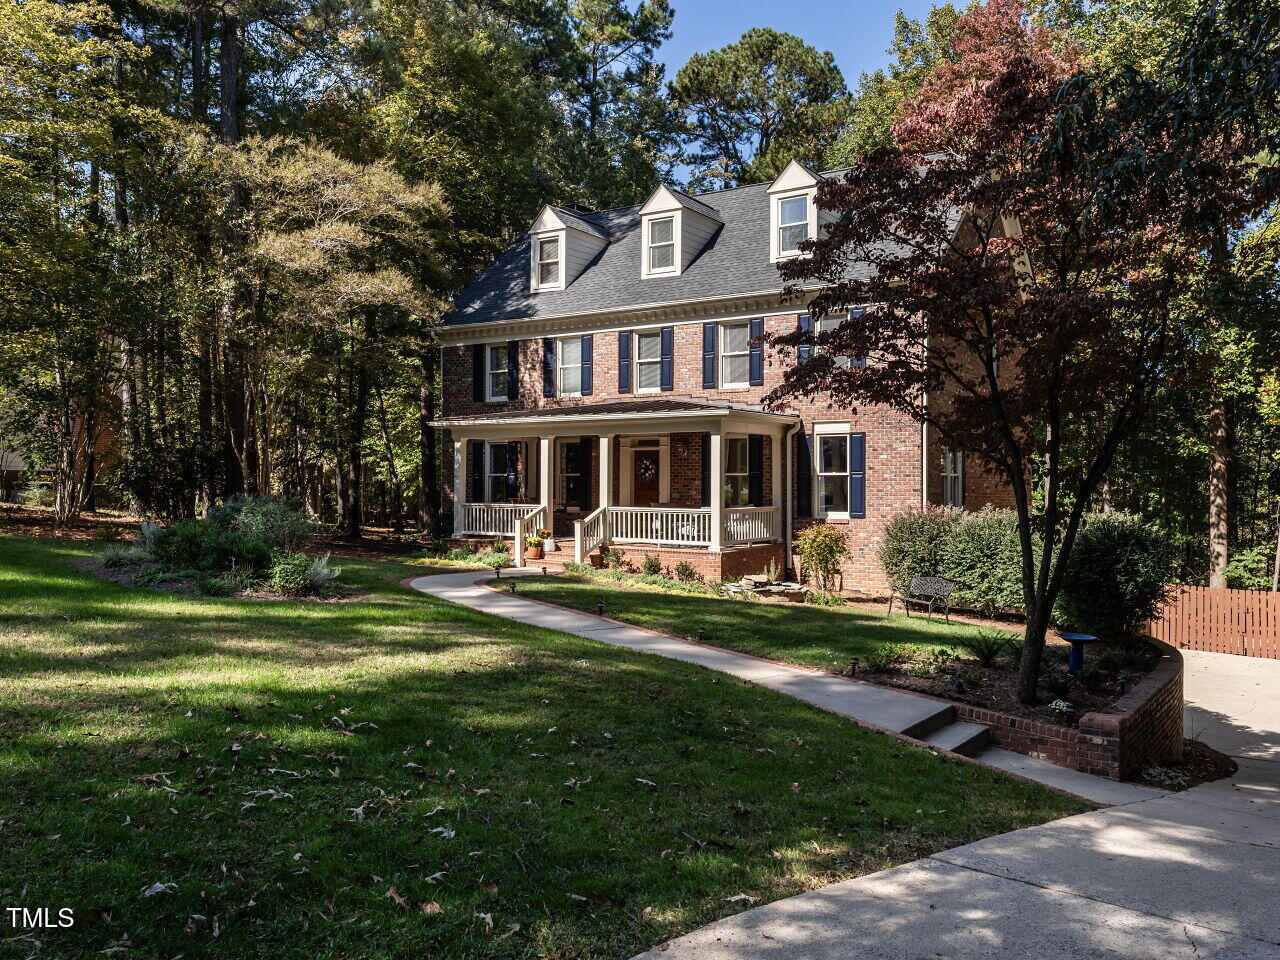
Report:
610,507,712,547
573,506,608,563
460,502,540,537
723,506,781,546
513,504,548,569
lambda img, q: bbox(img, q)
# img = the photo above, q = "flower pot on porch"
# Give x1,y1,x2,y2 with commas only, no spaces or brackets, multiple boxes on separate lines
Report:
525,544,544,561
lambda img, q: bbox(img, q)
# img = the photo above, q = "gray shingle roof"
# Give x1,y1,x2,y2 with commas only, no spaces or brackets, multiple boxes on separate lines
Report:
445,178,843,327
545,206,611,241
665,188,723,223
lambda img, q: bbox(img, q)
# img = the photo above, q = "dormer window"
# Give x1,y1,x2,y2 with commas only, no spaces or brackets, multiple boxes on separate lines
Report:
536,236,561,287
647,217,676,274
778,196,809,255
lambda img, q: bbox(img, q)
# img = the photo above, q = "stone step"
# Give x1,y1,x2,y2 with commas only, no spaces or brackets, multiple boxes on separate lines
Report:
898,702,957,739
922,721,991,757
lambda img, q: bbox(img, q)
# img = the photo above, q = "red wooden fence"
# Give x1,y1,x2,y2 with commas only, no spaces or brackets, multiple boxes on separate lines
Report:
1146,585,1280,659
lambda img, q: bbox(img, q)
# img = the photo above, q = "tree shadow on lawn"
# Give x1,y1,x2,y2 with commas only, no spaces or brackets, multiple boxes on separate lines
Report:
0,537,1086,959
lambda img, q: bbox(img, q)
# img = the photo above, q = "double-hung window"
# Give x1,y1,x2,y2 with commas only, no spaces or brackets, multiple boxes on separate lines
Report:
778,195,809,256
724,437,750,507
537,237,560,287
941,449,964,507
817,433,850,517
720,322,750,388
486,343,508,401
486,442,510,503
558,336,583,397
815,311,866,370
647,217,676,274
635,330,662,391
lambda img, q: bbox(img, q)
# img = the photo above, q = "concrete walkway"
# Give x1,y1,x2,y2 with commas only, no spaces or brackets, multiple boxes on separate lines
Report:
409,570,1280,959
408,569,1157,806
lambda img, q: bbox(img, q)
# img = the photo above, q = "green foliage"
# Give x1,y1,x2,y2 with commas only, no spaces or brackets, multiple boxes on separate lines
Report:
862,642,918,672
213,496,314,554
795,524,851,592
640,553,663,576
266,552,343,597
17,483,55,509
99,543,150,569
942,508,1028,616
671,560,701,583
878,508,961,592
1056,513,1177,641
1223,543,1276,591
670,27,848,188
953,631,1017,667
601,547,630,570
153,519,271,574
806,589,845,607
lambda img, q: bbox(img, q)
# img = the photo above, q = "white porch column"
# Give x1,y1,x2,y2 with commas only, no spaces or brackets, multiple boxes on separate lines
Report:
538,435,554,548
600,434,614,508
709,428,724,552
452,436,465,537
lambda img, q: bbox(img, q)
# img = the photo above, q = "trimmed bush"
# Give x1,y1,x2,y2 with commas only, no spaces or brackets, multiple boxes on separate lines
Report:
941,507,1027,616
877,509,961,592
1056,512,1176,642
153,517,271,572
211,495,313,554
795,524,850,591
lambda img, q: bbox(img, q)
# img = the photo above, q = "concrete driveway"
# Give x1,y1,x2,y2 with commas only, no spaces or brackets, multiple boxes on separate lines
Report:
634,651,1280,959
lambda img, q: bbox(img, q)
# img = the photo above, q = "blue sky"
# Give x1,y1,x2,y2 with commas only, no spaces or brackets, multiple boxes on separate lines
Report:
658,0,942,85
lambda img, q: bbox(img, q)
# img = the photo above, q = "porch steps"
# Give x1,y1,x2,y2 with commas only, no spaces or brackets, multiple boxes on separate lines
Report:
921,720,991,757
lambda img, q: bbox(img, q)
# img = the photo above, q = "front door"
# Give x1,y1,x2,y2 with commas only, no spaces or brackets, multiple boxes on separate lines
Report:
633,449,661,506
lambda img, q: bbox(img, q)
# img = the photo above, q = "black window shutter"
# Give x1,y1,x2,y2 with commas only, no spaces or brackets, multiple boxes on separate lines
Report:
700,434,711,506
581,334,593,396
702,323,717,389
542,338,555,397
748,434,764,506
795,431,813,518
618,331,631,393
797,313,813,363
578,437,593,511
506,440,520,499
660,326,674,391
748,317,764,386
468,440,485,503
472,344,486,402
849,433,866,519
506,340,519,401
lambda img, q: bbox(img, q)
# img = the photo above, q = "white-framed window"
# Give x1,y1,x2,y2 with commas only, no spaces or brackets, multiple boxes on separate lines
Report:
559,440,586,508
486,441,510,503
817,432,850,518
557,336,583,397
724,437,750,507
941,448,964,507
816,311,866,369
536,236,560,287
720,321,750,388
634,329,662,391
778,195,810,256
647,216,676,274
486,343,508,401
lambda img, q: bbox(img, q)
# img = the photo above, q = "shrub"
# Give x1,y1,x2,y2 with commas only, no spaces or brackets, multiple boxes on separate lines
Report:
878,508,960,592
18,482,54,509
640,554,663,576
1056,513,1177,642
806,589,844,606
154,517,271,572
862,642,917,672
953,630,1016,667
136,521,163,554
795,524,850,591
213,495,313,553
1224,544,1274,591
560,561,594,575
672,560,701,583
266,552,342,596
941,507,1027,616
601,547,630,570
100,543,151,569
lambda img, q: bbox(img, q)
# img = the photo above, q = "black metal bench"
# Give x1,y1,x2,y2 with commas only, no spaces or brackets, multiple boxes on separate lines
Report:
887,576,955,621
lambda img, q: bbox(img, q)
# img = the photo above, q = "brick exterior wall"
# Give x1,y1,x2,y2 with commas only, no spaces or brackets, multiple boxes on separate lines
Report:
440,313,1009,592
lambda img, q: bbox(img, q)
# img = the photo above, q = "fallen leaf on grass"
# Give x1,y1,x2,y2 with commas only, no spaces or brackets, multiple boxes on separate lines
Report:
142,882,176,897
385,887,408,909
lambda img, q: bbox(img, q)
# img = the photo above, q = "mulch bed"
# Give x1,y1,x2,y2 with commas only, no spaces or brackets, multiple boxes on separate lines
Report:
79,556,367,603
1132,739,1238,791
0,503,139,541
839,636,1158,728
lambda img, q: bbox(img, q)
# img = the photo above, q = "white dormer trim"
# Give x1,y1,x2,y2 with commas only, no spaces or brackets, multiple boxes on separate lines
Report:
767,159,821,263
528,205,609,293
641,210,681,278
637,184,722,278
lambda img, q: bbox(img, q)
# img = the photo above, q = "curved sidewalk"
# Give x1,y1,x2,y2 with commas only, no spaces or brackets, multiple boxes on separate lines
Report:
408,569,1158,807
410,569,1280,959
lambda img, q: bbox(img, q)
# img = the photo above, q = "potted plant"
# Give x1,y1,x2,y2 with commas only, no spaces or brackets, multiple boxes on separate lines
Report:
537,528,555,552
525,534,544,560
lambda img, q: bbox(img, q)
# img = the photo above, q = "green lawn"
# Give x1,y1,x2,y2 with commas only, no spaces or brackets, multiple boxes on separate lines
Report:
511,574,1013,673
0,536,1082,959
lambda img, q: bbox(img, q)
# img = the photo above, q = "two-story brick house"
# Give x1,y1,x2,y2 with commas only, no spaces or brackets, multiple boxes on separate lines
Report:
432,160,1011,591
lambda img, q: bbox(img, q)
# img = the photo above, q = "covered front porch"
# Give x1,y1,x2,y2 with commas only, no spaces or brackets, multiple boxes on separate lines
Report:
434,400,797,568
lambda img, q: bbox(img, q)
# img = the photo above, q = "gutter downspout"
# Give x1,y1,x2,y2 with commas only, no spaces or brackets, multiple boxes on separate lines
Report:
783,421,801,578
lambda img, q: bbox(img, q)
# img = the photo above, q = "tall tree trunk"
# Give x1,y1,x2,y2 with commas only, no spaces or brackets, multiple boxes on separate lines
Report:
1208,395,1232,587
418,341,441,538
374,384,405,534
219,11,250,496
337,311,375,538
1271,497,1280,592
191,8,208,122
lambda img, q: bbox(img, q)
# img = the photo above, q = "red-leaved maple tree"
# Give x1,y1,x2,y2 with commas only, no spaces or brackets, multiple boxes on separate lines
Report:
767,0,1214,702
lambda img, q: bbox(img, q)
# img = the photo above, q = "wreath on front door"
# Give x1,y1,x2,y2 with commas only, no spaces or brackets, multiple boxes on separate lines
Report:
638,459,657,481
